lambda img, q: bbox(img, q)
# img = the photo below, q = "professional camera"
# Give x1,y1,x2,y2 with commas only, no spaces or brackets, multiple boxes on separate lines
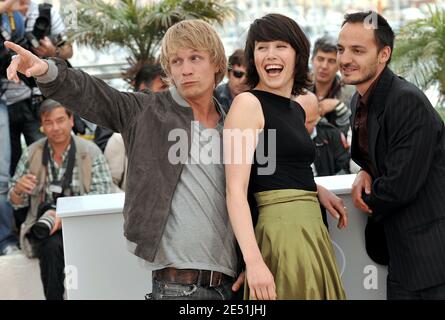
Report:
0,8,52,72
30,203,57,240
17,14,51,49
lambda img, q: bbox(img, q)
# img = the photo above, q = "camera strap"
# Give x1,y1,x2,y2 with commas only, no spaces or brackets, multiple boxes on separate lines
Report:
42,137,76,200
1,14,13,40
2,11,24,37
7,12,16,32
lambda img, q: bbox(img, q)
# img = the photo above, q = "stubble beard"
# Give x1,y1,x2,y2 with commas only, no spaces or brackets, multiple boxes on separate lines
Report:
342,62,378,86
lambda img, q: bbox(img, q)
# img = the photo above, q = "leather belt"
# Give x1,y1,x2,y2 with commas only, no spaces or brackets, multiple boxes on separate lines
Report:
153,267,232,287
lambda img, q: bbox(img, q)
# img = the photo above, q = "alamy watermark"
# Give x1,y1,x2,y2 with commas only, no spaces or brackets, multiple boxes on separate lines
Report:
363,264,379,290
168,122,277,175
64,265,78,291
364,11,379,30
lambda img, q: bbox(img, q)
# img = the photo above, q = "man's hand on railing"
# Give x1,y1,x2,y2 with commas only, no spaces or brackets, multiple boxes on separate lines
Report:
5,41,49,83
351,170,373,214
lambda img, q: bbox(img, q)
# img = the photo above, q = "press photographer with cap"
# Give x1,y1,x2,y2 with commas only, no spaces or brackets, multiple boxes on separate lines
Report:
8,99,112,300
214,49,250,112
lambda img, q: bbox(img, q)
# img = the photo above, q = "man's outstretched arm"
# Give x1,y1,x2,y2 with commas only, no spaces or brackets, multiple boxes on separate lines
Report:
5,41,149,133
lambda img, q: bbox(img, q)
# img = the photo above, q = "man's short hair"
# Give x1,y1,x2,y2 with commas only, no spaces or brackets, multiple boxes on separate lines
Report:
342,11,395,64
39,99,72,120
312,35,337,57
134,63,166,91
228,49,245,69
160,19,227,86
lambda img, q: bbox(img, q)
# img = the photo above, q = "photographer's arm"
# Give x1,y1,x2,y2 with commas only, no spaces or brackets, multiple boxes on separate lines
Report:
8,150,32,209
5,41,146,133
57,43,73,60
87,153,113,195
33,37,73,60
9,188,24,206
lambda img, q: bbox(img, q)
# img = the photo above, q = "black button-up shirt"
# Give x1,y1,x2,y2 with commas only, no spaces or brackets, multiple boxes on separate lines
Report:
354,74,382,174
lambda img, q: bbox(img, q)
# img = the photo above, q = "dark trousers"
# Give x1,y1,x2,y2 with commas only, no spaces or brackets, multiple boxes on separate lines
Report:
387,276,445,300
8,99,44,176
32,230,65,300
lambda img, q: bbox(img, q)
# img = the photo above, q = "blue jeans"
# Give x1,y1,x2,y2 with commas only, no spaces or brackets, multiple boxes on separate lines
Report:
150,276,235,300
0,100,18,253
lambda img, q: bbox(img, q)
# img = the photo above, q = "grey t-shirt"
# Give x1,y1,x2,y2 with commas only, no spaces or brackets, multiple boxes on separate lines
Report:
149,88,238,277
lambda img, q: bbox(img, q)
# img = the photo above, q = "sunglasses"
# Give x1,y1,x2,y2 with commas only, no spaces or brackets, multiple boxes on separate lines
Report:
230,70,246,79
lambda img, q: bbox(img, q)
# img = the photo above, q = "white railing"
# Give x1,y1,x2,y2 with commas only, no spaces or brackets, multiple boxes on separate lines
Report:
54,174,388,300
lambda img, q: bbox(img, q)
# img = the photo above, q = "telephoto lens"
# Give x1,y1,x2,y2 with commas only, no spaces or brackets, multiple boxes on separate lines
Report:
32,16,51,40
31,210,56,239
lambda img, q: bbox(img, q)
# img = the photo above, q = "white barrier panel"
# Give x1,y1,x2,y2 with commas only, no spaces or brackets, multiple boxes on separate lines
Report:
58,193,151,300
320,175,387,299
57,174,387,300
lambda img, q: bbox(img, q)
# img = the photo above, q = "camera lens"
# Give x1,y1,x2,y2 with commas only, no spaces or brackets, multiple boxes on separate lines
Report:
33,16,50,40
31,210,56,240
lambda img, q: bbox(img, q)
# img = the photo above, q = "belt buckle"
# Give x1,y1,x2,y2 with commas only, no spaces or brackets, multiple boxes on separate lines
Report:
209,270,221,288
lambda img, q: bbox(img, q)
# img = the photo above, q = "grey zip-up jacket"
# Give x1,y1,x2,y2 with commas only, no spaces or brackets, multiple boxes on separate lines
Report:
37,58,216,262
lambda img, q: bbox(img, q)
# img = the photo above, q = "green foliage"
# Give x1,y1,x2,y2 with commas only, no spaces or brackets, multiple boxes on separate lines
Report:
392,5,445,104
72,0,235,80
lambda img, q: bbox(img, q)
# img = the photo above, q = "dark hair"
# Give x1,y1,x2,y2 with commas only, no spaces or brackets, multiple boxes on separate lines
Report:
228,49,246,69
244,13,311,96
312,35,337,57
39,99,72,120
342,11,395,64
134,63,166,91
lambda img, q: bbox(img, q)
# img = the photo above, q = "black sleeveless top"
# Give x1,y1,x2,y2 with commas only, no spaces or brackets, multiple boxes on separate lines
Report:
249,90,317,193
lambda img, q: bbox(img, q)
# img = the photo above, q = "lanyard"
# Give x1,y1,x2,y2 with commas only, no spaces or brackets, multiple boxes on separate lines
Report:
42,138,77,202
8,12,15,32
1,12,16,33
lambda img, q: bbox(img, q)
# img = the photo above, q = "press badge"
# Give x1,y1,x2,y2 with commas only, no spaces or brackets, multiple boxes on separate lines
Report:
49,183,63,194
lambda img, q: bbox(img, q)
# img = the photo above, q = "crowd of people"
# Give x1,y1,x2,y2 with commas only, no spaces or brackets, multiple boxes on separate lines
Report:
1,0,71,259
1,0,445,301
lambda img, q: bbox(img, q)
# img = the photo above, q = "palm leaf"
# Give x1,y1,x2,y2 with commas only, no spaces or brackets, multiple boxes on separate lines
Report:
392,4,445,101
70,0,235,81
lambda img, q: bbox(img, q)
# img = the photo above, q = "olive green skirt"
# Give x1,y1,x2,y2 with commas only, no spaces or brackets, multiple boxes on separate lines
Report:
245,189,346,300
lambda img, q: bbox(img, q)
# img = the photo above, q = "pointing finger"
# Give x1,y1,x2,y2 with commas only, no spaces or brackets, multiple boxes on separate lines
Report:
4,41,30,56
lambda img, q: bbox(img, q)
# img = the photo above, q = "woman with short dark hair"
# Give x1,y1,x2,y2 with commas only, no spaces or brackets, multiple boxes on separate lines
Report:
224,13,347,300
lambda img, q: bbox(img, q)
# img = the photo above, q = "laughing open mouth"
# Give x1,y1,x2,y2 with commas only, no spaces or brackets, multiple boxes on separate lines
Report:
265,64,284,75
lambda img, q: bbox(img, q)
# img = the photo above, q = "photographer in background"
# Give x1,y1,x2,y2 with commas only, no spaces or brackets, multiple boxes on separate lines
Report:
3,0,73,176
8,100,112,300
214,49,249,112
309,35,354,137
